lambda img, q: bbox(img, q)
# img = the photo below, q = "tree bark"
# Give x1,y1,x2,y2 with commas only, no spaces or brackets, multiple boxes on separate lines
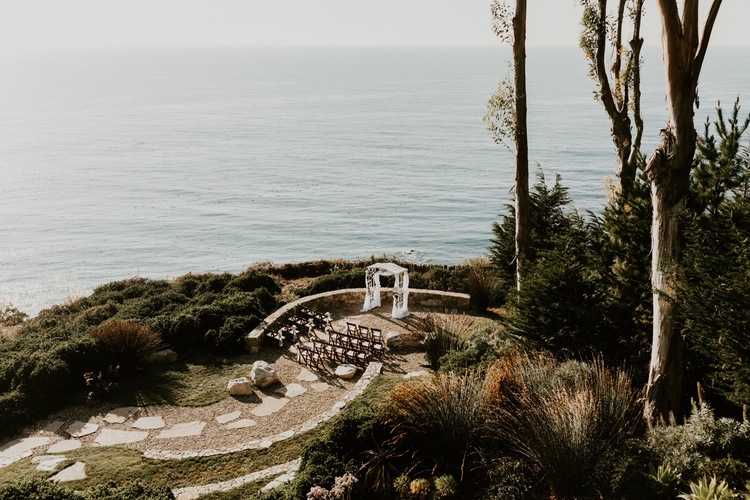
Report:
513,0,529,292
644,0,723,421
586,0,644,197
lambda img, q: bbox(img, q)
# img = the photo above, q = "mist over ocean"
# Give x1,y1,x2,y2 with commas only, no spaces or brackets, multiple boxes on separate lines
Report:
1,46,748,315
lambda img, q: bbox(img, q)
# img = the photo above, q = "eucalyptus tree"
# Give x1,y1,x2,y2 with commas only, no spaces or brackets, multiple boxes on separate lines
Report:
644,0,723,420
579,0,645,197
485,0,529,292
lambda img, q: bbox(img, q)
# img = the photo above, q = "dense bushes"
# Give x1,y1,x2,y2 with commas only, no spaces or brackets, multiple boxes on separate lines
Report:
0,478,175,499
0,269,281,442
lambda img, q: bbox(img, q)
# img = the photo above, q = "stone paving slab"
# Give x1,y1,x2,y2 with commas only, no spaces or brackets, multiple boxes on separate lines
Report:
261,471,296,491
132,416,165,430
104,407,140,424
47,439,81,454
50,461,86,482
66,421,99,438
156,421,205,439
250,395,288,417
143,362,384,461
0,436,51,458
310,382,331,392
42,421,65,433
172,458,300,500
274,383,307,398
94,428,149,446
215,411,242,424
225,419,257,430
32,455,68,471
296,368,319,382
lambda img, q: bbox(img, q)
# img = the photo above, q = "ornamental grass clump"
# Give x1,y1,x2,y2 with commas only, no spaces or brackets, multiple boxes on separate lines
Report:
381,370,488,479
90,319,165,368
418,313,474,370
485,353,643,499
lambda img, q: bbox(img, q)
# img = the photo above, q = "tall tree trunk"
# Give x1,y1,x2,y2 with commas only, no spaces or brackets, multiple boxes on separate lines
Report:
513,0,529,292
644,0,722,421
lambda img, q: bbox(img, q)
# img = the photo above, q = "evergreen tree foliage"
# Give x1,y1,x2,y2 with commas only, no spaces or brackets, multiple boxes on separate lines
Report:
490,169,575,285
679,99,750,410
690,98,750,217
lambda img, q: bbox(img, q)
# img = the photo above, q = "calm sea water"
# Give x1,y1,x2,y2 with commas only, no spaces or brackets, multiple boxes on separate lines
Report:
1,47,748,315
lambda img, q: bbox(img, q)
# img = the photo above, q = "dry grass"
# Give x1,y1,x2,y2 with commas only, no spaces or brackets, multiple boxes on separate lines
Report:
91,320,165,367
485,352,643,499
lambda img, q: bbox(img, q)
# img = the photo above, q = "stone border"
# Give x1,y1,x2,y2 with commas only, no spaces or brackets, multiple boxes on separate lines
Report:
144,362,383,460
244,288,469,353
171,458,301,499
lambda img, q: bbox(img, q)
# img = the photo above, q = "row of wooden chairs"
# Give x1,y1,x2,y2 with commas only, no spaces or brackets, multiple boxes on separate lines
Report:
314,338,369,367
264,324,299,348
329,330,384,359
298,305,330,328
345,322,384,343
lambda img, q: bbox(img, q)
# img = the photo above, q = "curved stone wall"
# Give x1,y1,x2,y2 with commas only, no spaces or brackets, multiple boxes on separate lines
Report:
244,288,469,353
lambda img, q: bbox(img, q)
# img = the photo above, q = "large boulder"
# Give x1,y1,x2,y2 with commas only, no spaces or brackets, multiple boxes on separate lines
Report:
227,377,254,396
334,364,358,380
385,331,400,348
250,361,279,388
139,349,178,365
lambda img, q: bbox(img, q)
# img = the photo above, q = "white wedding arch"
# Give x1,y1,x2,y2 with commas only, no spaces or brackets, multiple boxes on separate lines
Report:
360,262,410,319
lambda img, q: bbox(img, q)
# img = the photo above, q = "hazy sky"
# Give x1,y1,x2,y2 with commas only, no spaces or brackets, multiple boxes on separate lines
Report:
1,0,748,56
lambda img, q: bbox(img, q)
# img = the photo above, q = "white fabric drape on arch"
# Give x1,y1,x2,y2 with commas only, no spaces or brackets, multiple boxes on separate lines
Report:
361,263,410,319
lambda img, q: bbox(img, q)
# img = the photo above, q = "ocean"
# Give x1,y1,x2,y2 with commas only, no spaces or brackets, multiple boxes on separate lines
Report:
1,46,748,316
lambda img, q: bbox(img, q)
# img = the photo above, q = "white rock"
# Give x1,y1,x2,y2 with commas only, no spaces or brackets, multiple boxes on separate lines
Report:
42,421,65,433
0,436,51,458
50,461,87,482
66,422,99,438
250,361,279,388
250,395,288,416
274,383,307,398
156,421,206,439
385,331,400,347
404,370,431,380
296,368,319,382
47,440,81,454
32,455,68,472
228,377,254,396
226,419,257,429
334,364,357,379
139,349,178,365
94,429,149,446
215,411,242,424
132,416,165,430
103,407,139,424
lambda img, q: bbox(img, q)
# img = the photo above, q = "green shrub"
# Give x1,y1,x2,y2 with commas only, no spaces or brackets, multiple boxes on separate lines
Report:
85,480,175,499
465,267,503,312
74,301,119,328
301,268,367,296
438,321,512,373
649,402,750,490
209,315,259,351
0,389,29,439
90,320,164,368
0,478,81,500
227,269,281,295
417,314,473,371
